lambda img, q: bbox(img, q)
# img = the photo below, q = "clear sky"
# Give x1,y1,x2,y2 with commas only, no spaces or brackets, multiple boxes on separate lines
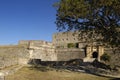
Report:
0,0,58,45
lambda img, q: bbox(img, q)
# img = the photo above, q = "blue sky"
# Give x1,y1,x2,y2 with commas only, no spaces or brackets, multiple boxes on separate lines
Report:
0,0,58,45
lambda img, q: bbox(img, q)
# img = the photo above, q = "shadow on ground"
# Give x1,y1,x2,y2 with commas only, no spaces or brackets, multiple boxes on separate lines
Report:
110,78,120,80
28,59,120,79
28,65,52,72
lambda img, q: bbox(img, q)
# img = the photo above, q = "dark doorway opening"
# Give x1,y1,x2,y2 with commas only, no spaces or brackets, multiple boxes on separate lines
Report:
28,59,41,65
92,52,98,58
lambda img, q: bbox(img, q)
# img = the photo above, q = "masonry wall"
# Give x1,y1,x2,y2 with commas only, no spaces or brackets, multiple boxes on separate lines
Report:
28,40,57,61
29,48,85,62
26,40,85,61
30,49,57,61
29,40,53,47
56,48,85,61
52,31,79,48
0,45,29,69
52,31,103,48
27,40,86,62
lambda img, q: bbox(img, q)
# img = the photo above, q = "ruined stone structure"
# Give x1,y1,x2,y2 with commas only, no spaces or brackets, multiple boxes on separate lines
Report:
18,31,104,63
52,31,104,62
19,40,85,62
0,31,106,68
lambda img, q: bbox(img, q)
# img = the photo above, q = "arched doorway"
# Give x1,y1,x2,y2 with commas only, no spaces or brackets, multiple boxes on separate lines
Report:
92,52,98,58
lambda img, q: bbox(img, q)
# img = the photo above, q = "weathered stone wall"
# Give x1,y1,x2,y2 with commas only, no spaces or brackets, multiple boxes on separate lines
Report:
52,31,102,48
52,31,79,48
29,40,53,48
29,48,85,62
104,48,114,54
27,40,85,62
0,45,29,68
56,48,85,61
17,47,29,64
28,40,57,61
30,49,57,61
19,40,30,46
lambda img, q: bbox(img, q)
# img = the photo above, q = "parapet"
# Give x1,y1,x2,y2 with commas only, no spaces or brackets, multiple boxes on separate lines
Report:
19,40,30,45
19,40,54,49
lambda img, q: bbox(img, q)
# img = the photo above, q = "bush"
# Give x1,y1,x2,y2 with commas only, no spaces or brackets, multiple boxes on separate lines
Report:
67,43,78,48
100,53,111,62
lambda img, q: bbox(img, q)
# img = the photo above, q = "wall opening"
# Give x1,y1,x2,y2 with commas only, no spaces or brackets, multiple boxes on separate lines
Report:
92,52,98,58
28,59,41,65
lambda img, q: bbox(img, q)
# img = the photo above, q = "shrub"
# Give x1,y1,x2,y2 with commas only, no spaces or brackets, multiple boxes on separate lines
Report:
100,53,111,62
67,43,78,48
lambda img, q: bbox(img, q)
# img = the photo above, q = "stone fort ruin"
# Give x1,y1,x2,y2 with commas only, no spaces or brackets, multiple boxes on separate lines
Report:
0,31,112,68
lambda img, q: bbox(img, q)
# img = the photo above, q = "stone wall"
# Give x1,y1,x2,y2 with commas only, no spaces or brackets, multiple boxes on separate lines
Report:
30,49,57,61
28,40,85,62
29,40,53,48
0,45,29,68
52,31,102,48
28,40,57,61
52,31,79,48
29,48,85,62
19,40,29,46
19,40,53,48
56,48,85,61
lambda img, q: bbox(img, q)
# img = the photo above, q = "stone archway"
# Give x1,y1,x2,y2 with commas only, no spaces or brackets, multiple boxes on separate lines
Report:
84,45,104,62
92,52,98,58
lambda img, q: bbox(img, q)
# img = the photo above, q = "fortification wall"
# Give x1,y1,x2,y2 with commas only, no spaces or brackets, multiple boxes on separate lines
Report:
30,49,57,61
28,40,57,61
56,48,85,61
52,31,102,48
52,31,79,48
29,40,53,48
27,40,85,61
0,45,29,69
19,40,30,46
29,48,85,62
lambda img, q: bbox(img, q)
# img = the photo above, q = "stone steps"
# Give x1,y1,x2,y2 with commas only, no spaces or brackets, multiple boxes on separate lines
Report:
83,58,96,62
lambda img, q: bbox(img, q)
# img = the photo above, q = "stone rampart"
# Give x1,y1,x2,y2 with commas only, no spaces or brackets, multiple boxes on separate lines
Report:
55,48,85,61
27,40,85,62
29,48,85,62
28,40,57,61
30,49,57,61
0,45,29,69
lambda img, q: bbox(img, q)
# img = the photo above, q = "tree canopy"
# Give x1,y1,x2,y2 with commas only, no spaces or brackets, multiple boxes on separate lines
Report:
54,0,120,47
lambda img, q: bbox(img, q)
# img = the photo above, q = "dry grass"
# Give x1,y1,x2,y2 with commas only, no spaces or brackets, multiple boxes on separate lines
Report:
5,66,113,80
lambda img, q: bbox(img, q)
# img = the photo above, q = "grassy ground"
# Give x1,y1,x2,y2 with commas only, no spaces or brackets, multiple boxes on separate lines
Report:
5,66,114,80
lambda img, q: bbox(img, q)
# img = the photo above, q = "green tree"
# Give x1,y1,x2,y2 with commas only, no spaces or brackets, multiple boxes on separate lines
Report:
54,0,120,47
